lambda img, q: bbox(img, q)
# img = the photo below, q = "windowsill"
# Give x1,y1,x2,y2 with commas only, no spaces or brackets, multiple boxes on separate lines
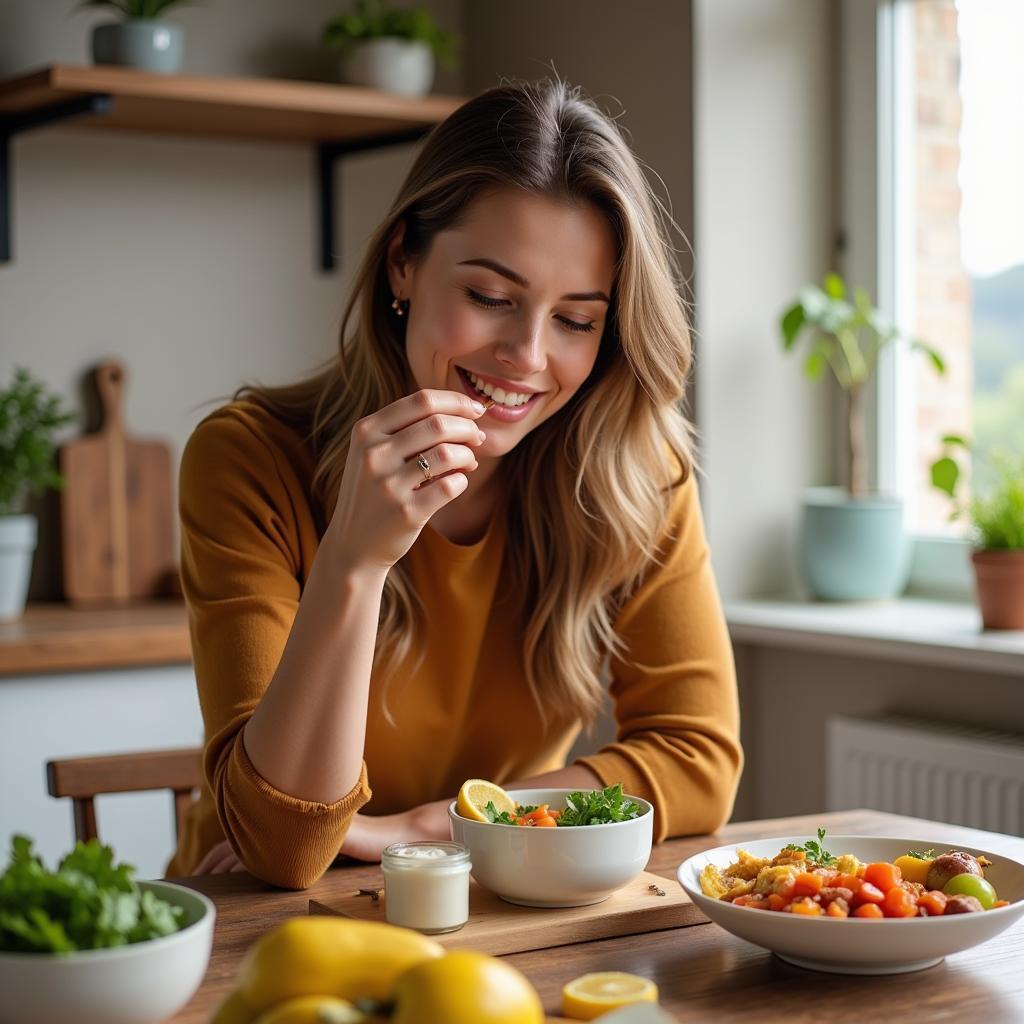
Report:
725,595,1024,675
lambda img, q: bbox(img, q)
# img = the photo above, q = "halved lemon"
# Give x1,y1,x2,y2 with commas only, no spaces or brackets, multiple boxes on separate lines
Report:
455,778,516,822
561,972,659,1020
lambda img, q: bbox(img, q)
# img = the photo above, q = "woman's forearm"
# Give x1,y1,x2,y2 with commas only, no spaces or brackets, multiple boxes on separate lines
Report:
243,536,387,805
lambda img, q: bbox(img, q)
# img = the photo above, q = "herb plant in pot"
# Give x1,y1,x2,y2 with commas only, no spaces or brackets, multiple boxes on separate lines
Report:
323,0,459,96
76,0,192,75
0,368,75,621
931,437,1024,630
780,273,945,600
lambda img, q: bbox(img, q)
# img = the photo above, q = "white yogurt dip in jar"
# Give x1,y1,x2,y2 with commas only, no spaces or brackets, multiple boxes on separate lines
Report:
381,841,472,933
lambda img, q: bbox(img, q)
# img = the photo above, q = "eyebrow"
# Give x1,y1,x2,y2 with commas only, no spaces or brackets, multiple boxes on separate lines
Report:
456,258,611,303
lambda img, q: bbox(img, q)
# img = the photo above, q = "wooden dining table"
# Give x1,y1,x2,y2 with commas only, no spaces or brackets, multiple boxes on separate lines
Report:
167,809,1024,1023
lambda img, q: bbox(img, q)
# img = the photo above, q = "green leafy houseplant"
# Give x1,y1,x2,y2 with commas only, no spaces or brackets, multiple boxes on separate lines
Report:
780,272,946,498
931,436,1024,550
0,367,75,517
322,0,459,69
74,0,194,17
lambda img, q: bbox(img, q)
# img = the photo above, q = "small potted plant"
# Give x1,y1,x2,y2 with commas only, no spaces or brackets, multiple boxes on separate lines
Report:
0,368,75,620
931,436,1024,630
322,0,459,96
75,0,193,75
780,272,945,600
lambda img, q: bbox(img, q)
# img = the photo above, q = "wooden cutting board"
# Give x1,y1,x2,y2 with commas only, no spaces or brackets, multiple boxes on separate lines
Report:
309,871,705,957
60,360,176,604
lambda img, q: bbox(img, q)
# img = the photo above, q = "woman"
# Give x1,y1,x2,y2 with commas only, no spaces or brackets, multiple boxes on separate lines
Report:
166,79,742,888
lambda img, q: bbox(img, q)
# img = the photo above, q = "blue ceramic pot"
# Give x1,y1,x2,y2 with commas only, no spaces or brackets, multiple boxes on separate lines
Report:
799,486,910,601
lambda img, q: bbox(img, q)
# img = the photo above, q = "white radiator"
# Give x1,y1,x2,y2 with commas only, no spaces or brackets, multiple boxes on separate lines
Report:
826,714,1024,836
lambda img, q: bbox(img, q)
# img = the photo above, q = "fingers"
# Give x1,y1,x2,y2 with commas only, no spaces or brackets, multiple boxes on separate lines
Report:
194,839,243,875
363,389,486,439
405,441,480,491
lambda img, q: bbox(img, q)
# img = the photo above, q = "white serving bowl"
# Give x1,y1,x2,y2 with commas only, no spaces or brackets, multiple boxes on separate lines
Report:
677,835,1024,974
448,787,653,907
0,879,215,1024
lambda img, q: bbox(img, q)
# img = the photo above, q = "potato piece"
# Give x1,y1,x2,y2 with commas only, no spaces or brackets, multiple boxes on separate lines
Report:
754,864,802,896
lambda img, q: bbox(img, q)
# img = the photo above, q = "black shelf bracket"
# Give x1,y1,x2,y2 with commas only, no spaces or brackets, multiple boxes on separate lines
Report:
317,126,431,272
1,93,113,263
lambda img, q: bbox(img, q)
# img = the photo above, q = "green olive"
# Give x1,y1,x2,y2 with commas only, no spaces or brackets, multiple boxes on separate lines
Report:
942,873,997,909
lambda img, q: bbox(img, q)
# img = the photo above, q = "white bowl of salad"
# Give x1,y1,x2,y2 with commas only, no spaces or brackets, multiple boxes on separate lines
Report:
0,835,215,1024
448,781,653,907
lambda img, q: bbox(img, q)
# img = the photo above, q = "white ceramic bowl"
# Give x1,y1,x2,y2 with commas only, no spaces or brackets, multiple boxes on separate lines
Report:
677,835,1024,974
0,879,215,1024
448,787,653,907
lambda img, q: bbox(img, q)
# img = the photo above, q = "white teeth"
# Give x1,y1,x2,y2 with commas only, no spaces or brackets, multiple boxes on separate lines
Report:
466,371,532,408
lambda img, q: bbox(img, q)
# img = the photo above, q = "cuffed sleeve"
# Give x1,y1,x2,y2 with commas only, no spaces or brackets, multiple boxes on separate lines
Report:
180,407,370,888
575,473,743,842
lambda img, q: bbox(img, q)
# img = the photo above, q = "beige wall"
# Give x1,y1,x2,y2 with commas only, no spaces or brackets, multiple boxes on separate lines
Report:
693,0,838,599
0,0,461,598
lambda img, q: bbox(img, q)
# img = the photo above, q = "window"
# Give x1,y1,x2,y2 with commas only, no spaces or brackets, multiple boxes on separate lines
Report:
865,0,1024,591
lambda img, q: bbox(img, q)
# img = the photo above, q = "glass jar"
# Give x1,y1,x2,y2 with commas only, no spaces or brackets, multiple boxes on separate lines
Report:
381,840,472,934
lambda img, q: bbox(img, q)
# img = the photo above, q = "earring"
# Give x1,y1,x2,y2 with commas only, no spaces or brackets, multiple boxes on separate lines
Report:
391,297,405,317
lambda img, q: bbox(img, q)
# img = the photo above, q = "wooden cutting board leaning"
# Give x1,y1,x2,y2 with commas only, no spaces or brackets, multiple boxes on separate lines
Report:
59,360,177,604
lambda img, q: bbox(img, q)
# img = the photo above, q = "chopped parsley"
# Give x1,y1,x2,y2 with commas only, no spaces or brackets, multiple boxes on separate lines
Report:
904,847,936,860
784,828,836,866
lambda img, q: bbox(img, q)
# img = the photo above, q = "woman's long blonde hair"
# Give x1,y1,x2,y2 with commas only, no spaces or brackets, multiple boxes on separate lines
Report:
238,78,695,730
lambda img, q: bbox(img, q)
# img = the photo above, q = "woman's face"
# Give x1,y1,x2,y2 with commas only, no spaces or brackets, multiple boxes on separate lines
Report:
387,188,617,456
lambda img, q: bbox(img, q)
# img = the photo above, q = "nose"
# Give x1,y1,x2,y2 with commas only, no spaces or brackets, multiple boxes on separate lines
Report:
495,314,547,375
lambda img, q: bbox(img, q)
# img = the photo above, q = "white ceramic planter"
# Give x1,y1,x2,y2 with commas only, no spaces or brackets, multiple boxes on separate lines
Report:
340,38,435,96
0,513,36,621
92,19,184,74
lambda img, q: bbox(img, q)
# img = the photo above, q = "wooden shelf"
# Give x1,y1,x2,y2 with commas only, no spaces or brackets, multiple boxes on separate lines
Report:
0,64,466,266
0,64,463,144
0,601,191,677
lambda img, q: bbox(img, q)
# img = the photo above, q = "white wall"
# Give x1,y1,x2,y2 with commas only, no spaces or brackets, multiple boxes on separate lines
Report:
0,666,202,879
0,0,461,599
693,0,837,600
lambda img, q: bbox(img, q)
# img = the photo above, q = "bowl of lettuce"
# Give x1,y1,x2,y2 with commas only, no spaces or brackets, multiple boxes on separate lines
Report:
0,835,214,1024
448,785,653,907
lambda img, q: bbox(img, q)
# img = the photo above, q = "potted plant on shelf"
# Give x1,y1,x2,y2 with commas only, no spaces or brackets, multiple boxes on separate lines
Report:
75,0,193,75
779,272,945,601
931,437,1024,630
0,368,75,621
322,0,459,96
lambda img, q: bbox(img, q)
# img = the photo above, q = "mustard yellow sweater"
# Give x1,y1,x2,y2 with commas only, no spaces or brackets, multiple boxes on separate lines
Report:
166,401,742,886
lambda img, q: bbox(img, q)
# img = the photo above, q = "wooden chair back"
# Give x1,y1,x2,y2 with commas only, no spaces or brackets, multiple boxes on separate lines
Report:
46,747,203,844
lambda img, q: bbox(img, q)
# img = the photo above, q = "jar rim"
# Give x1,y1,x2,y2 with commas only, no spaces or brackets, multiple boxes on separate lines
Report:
382,840,471,867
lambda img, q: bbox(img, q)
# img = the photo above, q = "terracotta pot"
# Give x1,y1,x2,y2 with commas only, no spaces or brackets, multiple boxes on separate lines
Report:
971,549,1024,630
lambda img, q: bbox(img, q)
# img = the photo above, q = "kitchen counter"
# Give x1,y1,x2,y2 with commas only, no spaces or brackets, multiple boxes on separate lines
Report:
0,600,190,676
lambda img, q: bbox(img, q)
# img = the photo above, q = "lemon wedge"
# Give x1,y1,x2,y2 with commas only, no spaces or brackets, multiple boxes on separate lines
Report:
456,778,516,822
561,972,659,1020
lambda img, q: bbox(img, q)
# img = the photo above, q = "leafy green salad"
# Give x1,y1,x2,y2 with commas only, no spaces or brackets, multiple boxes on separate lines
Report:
484,782,646,827
0,835,184,954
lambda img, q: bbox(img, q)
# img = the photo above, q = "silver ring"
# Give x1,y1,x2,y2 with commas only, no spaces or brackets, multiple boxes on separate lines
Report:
415,452,432,482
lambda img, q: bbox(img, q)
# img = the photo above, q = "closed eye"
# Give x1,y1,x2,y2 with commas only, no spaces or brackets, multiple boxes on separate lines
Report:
463,287,596,334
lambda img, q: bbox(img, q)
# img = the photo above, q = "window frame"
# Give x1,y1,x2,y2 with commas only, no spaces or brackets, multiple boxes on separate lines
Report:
841,0,973,599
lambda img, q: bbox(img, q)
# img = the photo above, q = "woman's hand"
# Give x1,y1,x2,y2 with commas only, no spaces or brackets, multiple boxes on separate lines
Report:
326,390,487,575
340,800,453,863
193,839,246,875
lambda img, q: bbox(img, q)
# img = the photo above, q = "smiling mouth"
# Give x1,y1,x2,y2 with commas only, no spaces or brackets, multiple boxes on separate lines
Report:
456,367,543,409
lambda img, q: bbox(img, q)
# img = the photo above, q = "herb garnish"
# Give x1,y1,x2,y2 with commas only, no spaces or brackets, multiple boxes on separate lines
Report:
556,783,644,827
784,828,836,866
0,835,184,953
483,801,534,825
905,847,936,860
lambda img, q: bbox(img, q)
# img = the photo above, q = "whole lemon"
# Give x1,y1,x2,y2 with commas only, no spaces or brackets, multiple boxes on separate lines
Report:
238,917,444,1012
390,950,544,1024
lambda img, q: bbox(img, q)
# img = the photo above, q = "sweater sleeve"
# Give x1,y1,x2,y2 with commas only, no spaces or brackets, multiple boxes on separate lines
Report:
180,409,371,889
574,472,743,842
